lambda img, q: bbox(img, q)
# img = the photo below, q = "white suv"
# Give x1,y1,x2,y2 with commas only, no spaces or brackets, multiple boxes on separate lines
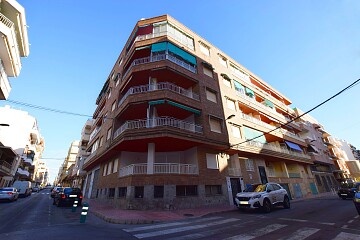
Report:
234,182,290,213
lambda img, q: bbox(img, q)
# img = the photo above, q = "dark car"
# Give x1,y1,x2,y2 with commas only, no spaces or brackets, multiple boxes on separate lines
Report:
53,187,83,207
337,182,360,200
354,184,360,215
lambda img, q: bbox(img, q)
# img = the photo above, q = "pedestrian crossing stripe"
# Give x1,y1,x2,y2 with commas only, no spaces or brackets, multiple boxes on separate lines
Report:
224,224,287,240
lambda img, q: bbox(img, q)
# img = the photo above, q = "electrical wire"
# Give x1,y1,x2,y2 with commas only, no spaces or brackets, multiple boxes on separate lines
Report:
231,78,360,148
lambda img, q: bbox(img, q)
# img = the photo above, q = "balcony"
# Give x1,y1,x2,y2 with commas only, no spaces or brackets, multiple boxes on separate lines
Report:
113,117,203,139
0,160,12,175
119,163,198,177
122,53,196,81
236,91,300,130
22,155,33,166
89,126,101,142
118,82,199,107
233,140,311,163
17,167,29,177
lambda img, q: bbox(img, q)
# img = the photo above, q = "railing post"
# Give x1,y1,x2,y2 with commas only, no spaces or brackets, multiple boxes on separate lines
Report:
72,198,78,212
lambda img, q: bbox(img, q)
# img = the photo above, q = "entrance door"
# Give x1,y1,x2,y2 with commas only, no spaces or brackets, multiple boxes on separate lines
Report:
230,178,242,204
258,166,268,184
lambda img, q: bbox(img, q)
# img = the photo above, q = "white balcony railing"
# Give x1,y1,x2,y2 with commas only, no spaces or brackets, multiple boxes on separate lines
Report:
118,82,199,107
119,163,198,177
122,53,196,81
17,168,29,177
114,117,203,139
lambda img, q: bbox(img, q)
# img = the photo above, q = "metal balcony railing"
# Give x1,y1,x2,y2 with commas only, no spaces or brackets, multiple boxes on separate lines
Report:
113,117,203,139
119,163,198,177
118,82,199,107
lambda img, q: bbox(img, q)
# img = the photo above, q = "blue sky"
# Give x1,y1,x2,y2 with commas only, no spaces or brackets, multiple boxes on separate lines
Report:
2,1,359,183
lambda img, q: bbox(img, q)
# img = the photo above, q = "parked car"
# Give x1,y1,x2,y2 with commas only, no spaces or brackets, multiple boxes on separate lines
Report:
50,186,63,198
0,187,19,202
32,187,40,193
234,182,290,213
337,182,360,200
354,184,360,215
53,187,83,207
12,180,31,197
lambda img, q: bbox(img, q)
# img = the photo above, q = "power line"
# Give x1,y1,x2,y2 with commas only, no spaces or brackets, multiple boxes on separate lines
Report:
5,99,93,118
231,78,360,148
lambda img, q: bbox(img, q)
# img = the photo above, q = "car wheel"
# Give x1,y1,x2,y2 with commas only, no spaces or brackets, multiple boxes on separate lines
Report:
283,196,290,209
262,199,272,213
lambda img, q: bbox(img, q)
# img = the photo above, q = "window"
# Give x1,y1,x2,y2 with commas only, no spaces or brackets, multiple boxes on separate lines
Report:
176,185,198,197
223,77,231,88
154,185,164,198
134,186,144,198
118,58,123,66
107,88,112,99
209,116,222,133
206,88,217,103
203,66,213,78
231,125,241,138
107,161,113,175
113,158,118,173
315,175,322,185
99,137,104,147
107,127,112,140
206,153,219,169
108,188,115,198
226,98,236,110
103,164,107,176
199,42,210,56
245,159,255,171
118,187,127,198
91,139,99,153
218,54,227,67
205,185,222,196
111,101,116,111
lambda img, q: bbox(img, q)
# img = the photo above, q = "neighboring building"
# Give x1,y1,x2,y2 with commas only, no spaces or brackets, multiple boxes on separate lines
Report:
336,139,360,183
72,119,93,189
327,137,352,183
0,105,45,187
294,108,338,193
0,0,30,100
349,144,360,160
82,15,320,210
56,140,79,186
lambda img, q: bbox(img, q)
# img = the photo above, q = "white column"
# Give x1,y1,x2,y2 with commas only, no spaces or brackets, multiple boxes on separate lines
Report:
147,143,155,174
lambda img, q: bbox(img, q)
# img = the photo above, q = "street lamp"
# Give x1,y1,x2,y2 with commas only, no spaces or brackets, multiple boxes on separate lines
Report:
226,114,235,120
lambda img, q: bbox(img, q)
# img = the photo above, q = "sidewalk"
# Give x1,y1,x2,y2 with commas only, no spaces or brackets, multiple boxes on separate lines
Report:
85,192,337,225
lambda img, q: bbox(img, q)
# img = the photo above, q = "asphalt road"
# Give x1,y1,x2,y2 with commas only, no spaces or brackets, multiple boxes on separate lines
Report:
0,191,359,240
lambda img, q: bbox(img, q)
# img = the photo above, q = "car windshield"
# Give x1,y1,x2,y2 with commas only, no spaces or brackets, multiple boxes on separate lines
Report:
243,184,260,192
63,188,81,194
340,182,358,188
254,184,267,192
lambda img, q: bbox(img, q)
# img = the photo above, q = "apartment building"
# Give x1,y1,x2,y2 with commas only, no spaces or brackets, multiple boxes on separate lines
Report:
0,105,45,187
56,140,79,186
0,0,29,100
294,108,338,193
82,15,318,210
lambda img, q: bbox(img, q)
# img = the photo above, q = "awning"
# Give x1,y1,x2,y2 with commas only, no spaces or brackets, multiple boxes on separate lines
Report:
167,100,201,115
151,42,197,66
284,141,303,152
245,87,255,97
151,42,167,52
264,99,274,108
149,100,165,105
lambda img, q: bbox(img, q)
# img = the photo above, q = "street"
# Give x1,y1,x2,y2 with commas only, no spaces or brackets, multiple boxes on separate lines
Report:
0,191,359,240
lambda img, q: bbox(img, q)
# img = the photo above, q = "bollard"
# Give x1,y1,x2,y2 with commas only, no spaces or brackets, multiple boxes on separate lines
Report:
80,202,89,223
72,199,78,212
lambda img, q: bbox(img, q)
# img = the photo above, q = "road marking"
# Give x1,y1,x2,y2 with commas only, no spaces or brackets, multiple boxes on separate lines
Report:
133,218,239,239
332,232,360,240
278,227,320,240
123,216,223,232
279,217,335,225
224,224,287,240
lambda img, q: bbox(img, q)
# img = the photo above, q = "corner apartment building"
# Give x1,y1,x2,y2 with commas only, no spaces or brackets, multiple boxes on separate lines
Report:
0,0,29,100
82,15,318,210
0,105,45,187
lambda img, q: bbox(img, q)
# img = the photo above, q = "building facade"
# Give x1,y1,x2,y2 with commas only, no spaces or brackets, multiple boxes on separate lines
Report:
0,0,29,100
82,15,323,210
0,105,45,187
56,140,79,186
